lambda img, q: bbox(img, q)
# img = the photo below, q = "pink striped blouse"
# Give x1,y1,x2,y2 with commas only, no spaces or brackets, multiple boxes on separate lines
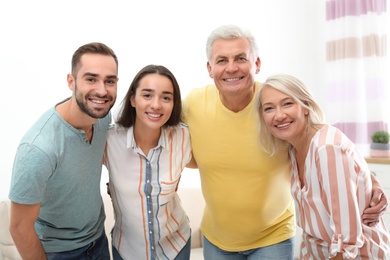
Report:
290,124,390,259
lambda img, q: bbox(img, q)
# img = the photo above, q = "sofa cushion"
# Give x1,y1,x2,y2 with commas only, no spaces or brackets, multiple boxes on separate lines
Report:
177,187,205,249
0,200,22,259
0,201,13,245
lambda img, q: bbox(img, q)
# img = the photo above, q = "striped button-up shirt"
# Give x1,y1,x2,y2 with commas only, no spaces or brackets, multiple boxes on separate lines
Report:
105,123,192,260
291,124,390,259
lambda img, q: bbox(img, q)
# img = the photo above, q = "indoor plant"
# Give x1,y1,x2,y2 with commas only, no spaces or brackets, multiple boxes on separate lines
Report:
370,130,390,158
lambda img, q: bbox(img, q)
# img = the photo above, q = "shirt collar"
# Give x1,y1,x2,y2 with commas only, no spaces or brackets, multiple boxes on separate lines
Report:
126,126,170,151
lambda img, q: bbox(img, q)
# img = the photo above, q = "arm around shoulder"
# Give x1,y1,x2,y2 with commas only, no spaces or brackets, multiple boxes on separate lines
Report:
9,201,47,260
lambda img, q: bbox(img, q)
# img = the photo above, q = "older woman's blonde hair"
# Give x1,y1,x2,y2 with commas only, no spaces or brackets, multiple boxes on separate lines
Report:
257,74,326,156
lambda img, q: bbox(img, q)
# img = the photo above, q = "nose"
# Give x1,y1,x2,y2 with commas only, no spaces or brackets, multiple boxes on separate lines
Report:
151,97,162,109
274,108,286,121
225,61,239,73
95,81,108,96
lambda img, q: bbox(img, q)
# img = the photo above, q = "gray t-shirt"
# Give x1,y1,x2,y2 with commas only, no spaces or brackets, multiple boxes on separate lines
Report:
9,105,110,252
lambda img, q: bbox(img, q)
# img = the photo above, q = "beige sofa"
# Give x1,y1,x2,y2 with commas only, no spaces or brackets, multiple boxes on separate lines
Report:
0,200,22,260
0,187,205,260
176,188,205,259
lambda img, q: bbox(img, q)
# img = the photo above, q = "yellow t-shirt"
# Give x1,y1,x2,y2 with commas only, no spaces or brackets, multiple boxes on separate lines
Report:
182,82,295,251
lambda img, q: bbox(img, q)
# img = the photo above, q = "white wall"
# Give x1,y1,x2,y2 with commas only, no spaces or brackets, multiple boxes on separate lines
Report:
0,0,326,201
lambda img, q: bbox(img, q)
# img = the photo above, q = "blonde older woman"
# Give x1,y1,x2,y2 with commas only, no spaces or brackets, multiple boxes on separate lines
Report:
258,74,390,259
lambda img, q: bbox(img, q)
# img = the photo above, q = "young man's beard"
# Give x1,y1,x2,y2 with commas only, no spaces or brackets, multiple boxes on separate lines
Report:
74,84,114,119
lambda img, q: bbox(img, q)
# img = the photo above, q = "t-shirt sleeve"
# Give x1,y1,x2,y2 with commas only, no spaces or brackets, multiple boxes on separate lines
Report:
182,92,192,124
9,143,54,204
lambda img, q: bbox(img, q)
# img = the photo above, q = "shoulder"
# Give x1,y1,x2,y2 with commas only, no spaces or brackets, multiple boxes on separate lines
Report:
162,124,191,152
15,142,49,159
314,125,355,155
19,108,60,145
316,125,350,145
163,124,191,144
107,123,128,136
183,84,217,112
185,84,216,101
34,107,58,126
165,123,189,134
97,112,112,127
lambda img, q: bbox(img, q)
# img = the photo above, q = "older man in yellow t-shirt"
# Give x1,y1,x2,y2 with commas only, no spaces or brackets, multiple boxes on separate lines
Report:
183,25,294,259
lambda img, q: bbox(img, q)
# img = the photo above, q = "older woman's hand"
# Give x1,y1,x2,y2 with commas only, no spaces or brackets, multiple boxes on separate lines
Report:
362,173,388,226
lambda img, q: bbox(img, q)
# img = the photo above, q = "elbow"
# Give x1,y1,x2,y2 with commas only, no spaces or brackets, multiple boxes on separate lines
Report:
9,221,25,241
9,217,35,243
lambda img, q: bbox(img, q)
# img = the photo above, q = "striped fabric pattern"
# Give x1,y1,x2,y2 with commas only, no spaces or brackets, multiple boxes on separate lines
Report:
105,124,192,260
291,125,390,259
325,0,388,146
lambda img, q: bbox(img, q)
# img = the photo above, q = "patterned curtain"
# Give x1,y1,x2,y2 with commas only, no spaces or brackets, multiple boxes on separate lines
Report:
325,0,388,153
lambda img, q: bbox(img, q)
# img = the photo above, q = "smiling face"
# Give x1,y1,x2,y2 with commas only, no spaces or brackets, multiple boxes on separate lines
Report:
68,53,118,119
207,37,260,97
260,86,308,145
130,73,174,131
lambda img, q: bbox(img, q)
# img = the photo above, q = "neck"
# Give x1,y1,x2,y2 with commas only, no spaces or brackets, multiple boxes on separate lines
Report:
56,98,96,133
133,124,161,155
219,87,255,112
292,126,318,159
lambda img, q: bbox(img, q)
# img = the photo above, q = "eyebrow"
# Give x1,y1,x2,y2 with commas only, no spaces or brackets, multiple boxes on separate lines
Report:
82,72,98,77
215,52,246,59
263,96,293,106
262,101,273,107
82,72,118,79
140,88,173,95
214,54,227,60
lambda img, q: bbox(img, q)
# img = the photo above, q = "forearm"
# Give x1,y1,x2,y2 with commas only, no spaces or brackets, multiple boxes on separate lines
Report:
10,202,46,259
11,226,47,260
330,253,343,259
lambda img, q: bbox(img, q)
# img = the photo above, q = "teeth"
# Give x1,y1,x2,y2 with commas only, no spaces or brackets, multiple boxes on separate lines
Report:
91,100,105,104
277,123,290,128
224,78,240,82
148,113,161,118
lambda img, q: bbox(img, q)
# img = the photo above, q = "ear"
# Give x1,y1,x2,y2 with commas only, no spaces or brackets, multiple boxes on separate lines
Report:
255,57,261,74
67,73,75,91
304,108,309,116
130,95,136,107
207,61,213,78
303,102,310,116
